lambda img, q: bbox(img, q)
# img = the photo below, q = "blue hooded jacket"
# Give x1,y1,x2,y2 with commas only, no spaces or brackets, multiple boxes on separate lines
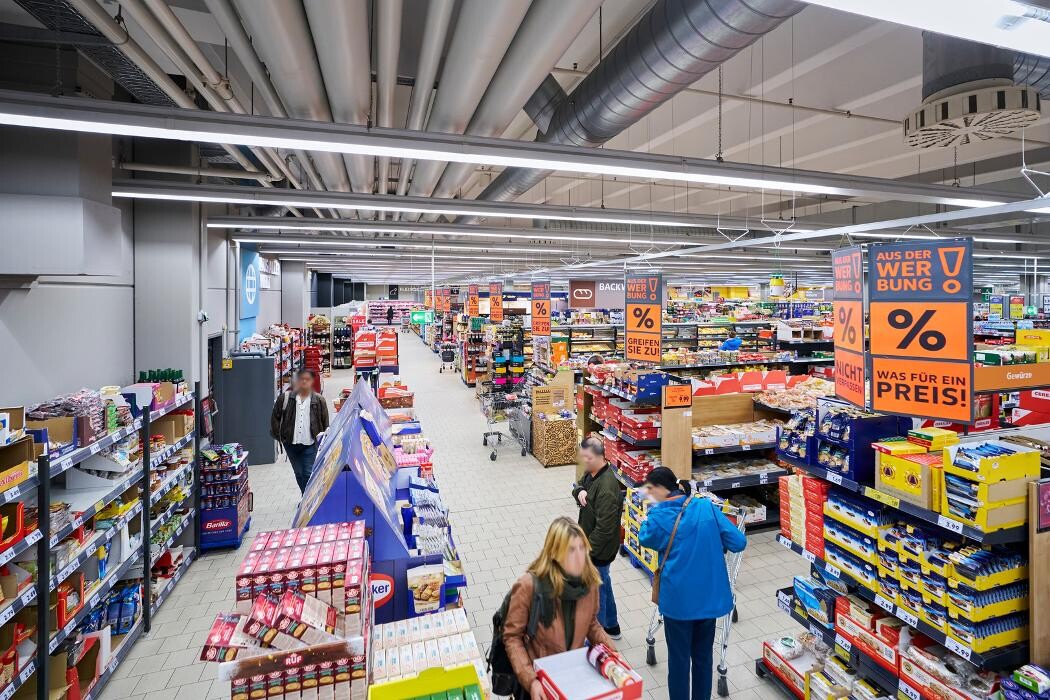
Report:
639,494,747,620
719,336,742,351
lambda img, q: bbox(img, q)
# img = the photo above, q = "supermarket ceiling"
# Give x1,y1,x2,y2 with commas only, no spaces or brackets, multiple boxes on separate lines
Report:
1,0,1050,285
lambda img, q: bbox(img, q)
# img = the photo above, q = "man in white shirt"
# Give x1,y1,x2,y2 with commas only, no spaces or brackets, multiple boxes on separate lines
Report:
270,369,330,493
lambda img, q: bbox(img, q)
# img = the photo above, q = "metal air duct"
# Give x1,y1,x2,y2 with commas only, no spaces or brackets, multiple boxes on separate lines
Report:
470,0,805,208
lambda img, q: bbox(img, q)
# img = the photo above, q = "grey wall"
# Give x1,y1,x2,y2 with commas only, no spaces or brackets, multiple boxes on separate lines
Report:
0,128,135,407
281,262,308,327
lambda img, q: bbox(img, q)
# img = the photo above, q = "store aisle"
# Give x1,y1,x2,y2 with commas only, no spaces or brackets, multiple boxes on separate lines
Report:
102,333,806,700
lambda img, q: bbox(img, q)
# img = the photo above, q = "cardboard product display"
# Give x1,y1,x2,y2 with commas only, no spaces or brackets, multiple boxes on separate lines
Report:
534,647,643,700
532,418,578,467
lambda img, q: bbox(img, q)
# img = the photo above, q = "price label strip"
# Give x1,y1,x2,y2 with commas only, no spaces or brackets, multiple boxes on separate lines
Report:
826,471,843,485
936,514,964,535
896,607,919,628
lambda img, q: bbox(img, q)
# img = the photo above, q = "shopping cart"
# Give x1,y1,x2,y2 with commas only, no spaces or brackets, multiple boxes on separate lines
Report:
643,495,748,698
506,404,531,457
438,342,457,373
479,386,525,461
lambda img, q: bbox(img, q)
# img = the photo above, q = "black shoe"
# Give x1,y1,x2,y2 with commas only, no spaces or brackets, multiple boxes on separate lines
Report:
604,625,622,640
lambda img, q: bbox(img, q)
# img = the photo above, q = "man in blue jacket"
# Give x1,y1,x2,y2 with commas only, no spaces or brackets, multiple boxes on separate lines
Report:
639,467,746,699
719,330,742,351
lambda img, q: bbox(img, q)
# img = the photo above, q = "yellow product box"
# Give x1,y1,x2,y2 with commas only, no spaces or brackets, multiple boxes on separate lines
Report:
947,584,1027,623
943,441,1041,482
919,604,947,633
1015,328,1050,348
876,452,943,509
948,563,1027,592
945,616,1027,655
805,670,850,700
941,474,1029,509
907,427,960,450
940,497,1027,533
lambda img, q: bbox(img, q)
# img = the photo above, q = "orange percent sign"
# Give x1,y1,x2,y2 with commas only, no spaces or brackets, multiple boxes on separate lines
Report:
870,302,968,361
627,303,660,332
834,300,863,353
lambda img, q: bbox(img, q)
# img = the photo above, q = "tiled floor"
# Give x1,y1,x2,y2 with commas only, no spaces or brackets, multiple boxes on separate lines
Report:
102,333,806,700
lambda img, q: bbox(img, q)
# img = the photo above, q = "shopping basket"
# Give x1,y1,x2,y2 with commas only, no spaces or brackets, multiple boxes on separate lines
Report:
643,494,748,698
479,386,525,461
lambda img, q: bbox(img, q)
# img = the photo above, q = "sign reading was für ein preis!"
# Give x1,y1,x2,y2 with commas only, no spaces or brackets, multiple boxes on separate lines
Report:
624,272,662,364
868,240,973,423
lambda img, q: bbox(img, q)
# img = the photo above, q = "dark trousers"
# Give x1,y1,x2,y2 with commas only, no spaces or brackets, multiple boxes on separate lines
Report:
284,442,317,493
664,616,716,700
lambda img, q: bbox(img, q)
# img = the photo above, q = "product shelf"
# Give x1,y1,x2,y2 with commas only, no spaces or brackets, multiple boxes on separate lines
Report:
694,442,775,457
80,617,143,700
150,491,191,537
49,467,144,547
778,454,1026,544
694,468,787,490
48,422,142,478
774,534,1027,669
150,511,195,566
48,549,143,653
149,432,194,471
776,587,835,647
0,529,41,568
0,656,37,700
754,657,800,699
150,546,197,616
149,460,193,506
49,501,142,592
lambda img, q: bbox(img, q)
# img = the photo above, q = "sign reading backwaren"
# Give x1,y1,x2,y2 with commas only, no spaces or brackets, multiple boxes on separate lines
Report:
868,239,973,422
832,246,865,408
624,272,662,363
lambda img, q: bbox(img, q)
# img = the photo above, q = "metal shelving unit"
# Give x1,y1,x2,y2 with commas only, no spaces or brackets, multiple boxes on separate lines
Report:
0,384,201,700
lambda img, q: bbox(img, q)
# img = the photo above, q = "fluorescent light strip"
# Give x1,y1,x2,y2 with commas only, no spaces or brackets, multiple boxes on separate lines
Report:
849,232,1029,244
246,239,574,254
803,0,1050,59
120,189,713,228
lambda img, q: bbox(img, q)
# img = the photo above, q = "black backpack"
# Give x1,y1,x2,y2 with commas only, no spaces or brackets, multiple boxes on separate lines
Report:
487,575,542,697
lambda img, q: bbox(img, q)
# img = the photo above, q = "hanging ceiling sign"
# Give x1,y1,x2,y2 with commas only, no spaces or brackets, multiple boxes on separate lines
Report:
531,281,551,336
624,272,663,364
467,284,480,317
569,279,626,309
424,289,433,309
832,246,865,408
489,282,504,322
868,240,973,423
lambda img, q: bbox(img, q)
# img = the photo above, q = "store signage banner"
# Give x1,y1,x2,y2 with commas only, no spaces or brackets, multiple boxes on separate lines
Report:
531,280,551,336
424,289,433,309
568,279,626,309
989,294,1004,320
240,246,260,320
831,246,865,408
467,284,480,316
868,239,973,423
410,310,434,324
1009,295,1025,319
624,272,663,363
489,282,504,322
442,288,452,314
388,285,399,299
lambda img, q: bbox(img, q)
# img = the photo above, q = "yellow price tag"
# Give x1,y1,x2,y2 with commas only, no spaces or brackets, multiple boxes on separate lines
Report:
864,487,900,509
222,358,233,370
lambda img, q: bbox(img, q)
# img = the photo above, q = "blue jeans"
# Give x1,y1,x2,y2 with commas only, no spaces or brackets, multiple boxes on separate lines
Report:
284,442,317,493
664,617,716,700
596,564,618,629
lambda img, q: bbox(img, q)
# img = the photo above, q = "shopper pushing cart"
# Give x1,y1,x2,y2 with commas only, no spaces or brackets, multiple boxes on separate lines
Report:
638,467,747,700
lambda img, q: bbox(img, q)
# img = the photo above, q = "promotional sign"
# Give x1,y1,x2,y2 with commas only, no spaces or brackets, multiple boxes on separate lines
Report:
624,272,663,364
238,245,260,341
388,285,399,300
832,246,865,408
489,282,504,322
568,279,626,309
868,240,973,422
424,289,433,309
1010,295,1025,319
662,384,692,409
531,281,551,336
989,294,1004,320
467,284,480,316
443,288,452,314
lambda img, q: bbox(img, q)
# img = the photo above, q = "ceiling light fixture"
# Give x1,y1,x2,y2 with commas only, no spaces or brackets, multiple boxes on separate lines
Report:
0,89,1021,208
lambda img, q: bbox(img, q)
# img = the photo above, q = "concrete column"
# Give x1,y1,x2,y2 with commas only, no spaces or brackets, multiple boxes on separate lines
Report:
132,140,202,383
280,261,308,327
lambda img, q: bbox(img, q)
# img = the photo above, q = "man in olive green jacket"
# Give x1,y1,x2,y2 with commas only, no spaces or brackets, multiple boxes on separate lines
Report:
572,436,625,638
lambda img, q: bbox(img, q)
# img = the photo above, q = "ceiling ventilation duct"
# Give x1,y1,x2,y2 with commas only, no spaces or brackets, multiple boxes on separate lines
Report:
904,33,1043,149
468,0,805,208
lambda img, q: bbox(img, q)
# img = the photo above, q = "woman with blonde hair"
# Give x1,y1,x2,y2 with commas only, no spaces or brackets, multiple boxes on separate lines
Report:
503,517,616,699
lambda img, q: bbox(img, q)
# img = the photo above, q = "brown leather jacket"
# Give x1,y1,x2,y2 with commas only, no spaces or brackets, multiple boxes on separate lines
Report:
503,573,615,690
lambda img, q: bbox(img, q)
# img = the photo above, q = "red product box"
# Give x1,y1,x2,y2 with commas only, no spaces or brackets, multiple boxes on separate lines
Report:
200,613,265,662
274,589,340,645
802,476,831,501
